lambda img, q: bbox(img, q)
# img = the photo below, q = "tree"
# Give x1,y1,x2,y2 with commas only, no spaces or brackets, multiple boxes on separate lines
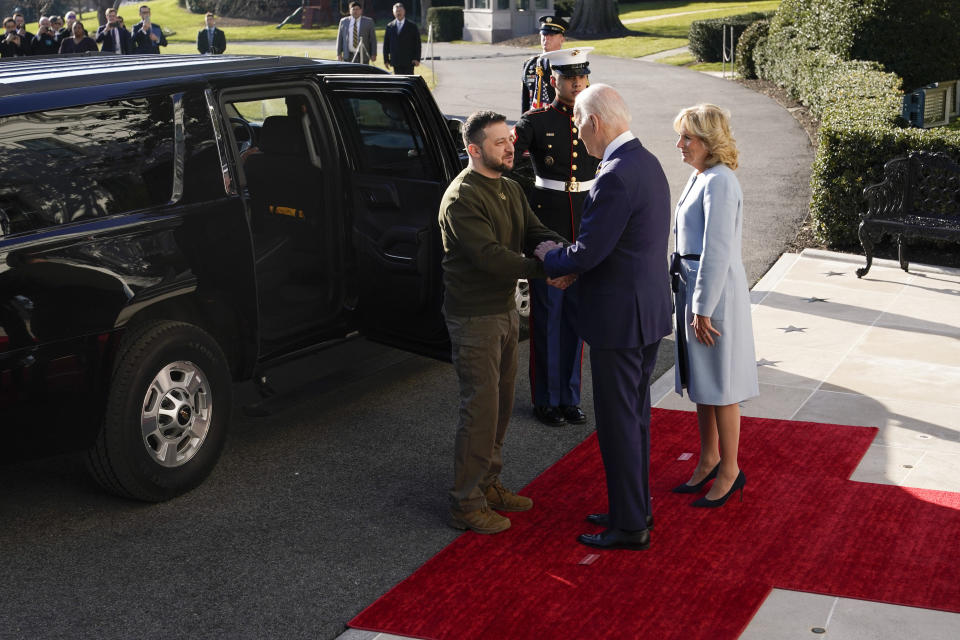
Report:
569,0,630,38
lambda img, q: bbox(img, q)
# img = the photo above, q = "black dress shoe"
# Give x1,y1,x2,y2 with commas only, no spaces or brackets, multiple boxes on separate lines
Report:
533,405,566,426
578,527,650,550
559,405,587,424
585,513,654,530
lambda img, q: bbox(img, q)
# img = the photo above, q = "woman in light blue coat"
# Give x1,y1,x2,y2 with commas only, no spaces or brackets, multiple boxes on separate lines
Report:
671,104,758,508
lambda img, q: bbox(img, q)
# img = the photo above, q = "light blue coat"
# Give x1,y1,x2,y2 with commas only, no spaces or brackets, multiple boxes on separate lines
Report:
673,164,759,405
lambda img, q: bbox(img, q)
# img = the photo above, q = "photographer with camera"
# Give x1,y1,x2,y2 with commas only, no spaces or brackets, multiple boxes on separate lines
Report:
32,16,60,55
1,16,26,57
96,8,130,54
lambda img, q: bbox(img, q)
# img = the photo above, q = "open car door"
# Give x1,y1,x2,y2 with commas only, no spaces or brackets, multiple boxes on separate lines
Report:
324,75,460,361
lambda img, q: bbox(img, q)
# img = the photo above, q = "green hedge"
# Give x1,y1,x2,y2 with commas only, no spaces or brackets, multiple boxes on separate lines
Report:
755,0,960,246
734,19,769,80
755,0,960,91
427,7,463,42
688,12,773,63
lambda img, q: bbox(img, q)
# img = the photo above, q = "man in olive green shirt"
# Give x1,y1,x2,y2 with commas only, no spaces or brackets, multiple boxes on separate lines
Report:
439,110,571,534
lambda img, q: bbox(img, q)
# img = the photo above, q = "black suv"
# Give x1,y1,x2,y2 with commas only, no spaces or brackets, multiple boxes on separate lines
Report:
0,54,461,501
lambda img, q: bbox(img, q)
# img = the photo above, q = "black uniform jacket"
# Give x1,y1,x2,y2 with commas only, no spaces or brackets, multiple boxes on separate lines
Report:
513,100,600,241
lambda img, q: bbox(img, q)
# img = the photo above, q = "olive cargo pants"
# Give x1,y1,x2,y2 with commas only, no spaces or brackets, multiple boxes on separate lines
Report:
445,309,519,513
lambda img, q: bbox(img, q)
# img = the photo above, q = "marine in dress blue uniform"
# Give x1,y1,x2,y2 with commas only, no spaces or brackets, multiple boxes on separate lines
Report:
520,15,567,115
513,47,599,425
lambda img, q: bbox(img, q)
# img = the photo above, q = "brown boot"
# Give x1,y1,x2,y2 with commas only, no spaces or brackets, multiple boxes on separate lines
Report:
449,505,511,534
484,480,533,512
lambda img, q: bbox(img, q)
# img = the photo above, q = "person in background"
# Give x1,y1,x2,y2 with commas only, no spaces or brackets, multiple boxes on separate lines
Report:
1,16,27,57
336,1,376,64
59,11,78,41
49,15,64,42
12,11,33,50
32,16,60,55
383,3,420,75
197,12,226,54
520,15,566,114
59,21,98,54
132,4,167,54
96,8,131,54
670,103,758,508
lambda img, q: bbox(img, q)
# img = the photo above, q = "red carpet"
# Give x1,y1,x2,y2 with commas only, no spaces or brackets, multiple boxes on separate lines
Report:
350,409,960,639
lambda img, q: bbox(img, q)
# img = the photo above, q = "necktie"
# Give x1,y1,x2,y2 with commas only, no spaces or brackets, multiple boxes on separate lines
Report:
352,19,359,49
114,26,120,54
397,20,402,34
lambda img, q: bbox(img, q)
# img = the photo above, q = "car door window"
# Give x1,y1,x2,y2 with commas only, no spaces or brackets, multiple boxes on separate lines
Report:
341,95,440,180
0,97,175,236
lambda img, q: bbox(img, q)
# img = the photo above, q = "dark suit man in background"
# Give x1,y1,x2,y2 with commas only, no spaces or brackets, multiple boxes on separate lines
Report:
96,8,130,54
197,12,226,54
383,3,420,75
537,84,672,551
336,1,376,65
132,4,167,54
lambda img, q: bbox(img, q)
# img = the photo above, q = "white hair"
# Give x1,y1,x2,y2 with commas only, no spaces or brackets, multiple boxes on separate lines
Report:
574,83,632,131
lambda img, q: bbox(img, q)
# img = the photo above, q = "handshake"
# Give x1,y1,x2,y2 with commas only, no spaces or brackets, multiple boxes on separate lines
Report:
534,240,576,291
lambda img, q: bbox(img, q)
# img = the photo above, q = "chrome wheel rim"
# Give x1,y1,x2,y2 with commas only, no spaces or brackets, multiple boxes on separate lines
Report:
141,360,212,468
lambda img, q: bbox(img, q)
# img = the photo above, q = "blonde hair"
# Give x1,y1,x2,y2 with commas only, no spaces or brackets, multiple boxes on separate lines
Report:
673,103,738,170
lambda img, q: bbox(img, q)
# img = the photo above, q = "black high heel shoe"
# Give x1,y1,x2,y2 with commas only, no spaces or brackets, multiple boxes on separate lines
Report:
671,462,720,494
691,470,745,508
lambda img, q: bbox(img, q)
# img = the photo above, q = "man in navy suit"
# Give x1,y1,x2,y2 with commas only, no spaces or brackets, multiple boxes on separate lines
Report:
536,84,672,550
383,3,420,75
96,8,131,54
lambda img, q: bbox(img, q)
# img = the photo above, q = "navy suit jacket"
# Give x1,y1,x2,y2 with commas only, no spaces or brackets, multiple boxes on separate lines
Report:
95,24,131,54
543,138,672,350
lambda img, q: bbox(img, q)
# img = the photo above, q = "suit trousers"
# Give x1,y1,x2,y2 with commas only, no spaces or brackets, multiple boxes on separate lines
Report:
445,309,519,512
392,64,414,75
590,340,661,531
529,277,582,407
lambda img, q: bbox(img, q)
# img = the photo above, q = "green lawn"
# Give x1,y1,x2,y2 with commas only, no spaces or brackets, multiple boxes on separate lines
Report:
123,0,342,42
163,41,436,88
568,1,780,58
124,0,776,76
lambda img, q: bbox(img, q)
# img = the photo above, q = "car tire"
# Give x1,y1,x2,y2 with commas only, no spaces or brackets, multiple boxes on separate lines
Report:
87,320,232,502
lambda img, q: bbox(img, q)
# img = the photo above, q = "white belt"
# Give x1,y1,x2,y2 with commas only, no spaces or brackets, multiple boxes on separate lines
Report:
535,176,595,193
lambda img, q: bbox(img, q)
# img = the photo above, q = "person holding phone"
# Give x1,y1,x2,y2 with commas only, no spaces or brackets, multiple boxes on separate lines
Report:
132,5,166,54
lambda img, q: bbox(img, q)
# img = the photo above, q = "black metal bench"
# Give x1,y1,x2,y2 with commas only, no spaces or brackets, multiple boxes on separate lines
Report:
857,150,960,278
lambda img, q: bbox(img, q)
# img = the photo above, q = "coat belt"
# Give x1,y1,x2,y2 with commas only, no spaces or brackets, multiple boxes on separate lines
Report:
535,176,595,193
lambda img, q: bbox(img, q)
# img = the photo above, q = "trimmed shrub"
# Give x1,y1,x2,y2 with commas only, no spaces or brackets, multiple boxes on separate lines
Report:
755,0,960,91
734,19,769,79
427,6,463,42
688,12,774,63
756,37,960,245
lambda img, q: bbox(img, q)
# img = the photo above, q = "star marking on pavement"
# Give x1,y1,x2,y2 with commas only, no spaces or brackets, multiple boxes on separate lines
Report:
824,270,846,277
756,358,780,367
778,325,807,333
807,296,828,303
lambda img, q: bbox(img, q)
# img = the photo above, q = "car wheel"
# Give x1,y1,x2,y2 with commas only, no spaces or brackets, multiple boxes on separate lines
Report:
515,279,530,318
87,321,231,502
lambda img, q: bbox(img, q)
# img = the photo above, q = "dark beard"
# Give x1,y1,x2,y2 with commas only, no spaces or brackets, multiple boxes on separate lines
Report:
480,151,513,174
